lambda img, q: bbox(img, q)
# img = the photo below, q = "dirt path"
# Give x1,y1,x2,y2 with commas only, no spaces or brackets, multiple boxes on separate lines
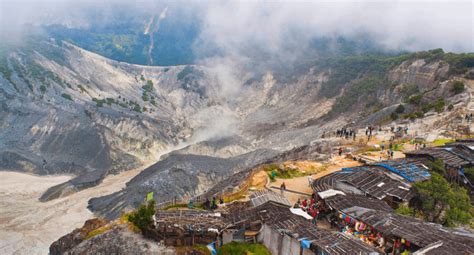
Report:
0,167,145,255
273,176,314,204
271,156,362,204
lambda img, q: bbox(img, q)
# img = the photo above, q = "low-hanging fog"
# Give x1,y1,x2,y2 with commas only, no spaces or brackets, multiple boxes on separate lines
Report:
1,0,472,54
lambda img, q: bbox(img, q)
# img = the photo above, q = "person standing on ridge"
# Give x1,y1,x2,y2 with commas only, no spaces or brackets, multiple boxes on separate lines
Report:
280,182,286,195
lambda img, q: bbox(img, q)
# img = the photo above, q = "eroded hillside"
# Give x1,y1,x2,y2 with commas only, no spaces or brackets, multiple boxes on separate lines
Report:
0,40,472,207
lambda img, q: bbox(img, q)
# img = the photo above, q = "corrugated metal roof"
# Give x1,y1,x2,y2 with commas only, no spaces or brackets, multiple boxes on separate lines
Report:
225,200,381,254
324,194,393,212
266,206,381,255
312,166,414,201
406,147,472,168
249,190,291,207
372,159,431,182
353,210,474,254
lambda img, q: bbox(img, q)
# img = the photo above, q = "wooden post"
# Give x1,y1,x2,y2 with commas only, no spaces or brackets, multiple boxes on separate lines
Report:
392,239,397,255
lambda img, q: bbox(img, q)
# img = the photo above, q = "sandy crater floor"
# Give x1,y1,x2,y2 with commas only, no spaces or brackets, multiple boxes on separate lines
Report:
0,169,142,255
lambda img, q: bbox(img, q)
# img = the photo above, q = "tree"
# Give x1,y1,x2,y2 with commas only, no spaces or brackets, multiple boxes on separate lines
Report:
433,98,445,113
128,200,156,231
146,80,153,89
395,203,415,216
395,104,405,114
451,81,465,94
408,94,423,105
412,172,472,226
40,84,47,94
390,112,399,120
444,186,471,227
413,172,452,223
61,93,73,101
463,167,474,184
428,159,446,175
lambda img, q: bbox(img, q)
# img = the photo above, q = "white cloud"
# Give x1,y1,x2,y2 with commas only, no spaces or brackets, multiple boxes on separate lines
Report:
1,0,471,52
196,0,473,54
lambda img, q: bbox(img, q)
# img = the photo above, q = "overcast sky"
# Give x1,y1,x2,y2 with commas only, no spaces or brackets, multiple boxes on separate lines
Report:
0,0,472,53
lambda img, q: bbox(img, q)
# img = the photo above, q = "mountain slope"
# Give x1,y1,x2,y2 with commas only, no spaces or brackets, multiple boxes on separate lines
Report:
44,6,201,66
0,39,472,205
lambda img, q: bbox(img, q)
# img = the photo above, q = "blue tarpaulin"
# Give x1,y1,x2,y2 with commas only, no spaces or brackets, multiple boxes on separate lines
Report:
374,161,430,182
301,238,312,249
207,242,217,255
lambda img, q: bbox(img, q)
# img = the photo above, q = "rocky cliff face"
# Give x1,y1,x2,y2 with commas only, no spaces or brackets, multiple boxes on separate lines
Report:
389,59,449,89
49,219,174,255
49,218,107,255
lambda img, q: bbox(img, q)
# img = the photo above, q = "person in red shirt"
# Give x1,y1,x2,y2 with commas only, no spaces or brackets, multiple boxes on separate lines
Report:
302,199,308,208
311,209,318,225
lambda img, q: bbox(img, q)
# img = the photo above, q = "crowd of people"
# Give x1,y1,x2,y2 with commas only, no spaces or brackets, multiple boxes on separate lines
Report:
412,142,427,150
378,139,427,160
335,128,357,140
292,192,324,225
323,124,413,142
365,126,376,141
390,126,409,134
